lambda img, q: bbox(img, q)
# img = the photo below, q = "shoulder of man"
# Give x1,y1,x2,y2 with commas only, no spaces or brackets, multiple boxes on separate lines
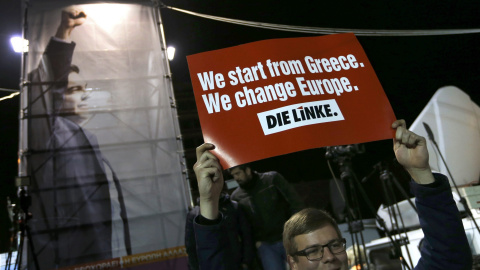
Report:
51,118,88,145
259,171,291,188
257,171,281,183
230,187,243,199
231,187,253,204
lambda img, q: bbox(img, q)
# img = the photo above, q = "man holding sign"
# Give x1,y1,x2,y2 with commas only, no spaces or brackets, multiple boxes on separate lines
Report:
192,120,472,270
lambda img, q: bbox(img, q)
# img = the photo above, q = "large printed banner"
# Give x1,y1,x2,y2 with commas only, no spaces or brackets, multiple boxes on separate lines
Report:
188,33,396,168
21,1,188,269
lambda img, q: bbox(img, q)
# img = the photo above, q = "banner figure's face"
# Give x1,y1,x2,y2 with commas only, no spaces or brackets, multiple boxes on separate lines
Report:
61,72,90,123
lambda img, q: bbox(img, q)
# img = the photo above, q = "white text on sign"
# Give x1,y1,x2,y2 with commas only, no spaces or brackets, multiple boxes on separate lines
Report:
257,99,345,135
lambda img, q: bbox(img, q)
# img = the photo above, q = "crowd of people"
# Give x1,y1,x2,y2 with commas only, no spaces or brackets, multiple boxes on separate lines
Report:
185,120,473,270
21,5,474,270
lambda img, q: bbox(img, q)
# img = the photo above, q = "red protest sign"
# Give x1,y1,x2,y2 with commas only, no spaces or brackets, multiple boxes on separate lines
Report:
187,33,396,169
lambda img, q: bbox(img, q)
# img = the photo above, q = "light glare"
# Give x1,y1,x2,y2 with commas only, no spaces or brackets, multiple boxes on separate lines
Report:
82,4,131,32
167,46,175,61
10,37,29,53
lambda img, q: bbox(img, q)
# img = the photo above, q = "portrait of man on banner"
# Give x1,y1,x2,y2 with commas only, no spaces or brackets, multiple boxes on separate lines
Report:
27,6,130,268
23,3,188,269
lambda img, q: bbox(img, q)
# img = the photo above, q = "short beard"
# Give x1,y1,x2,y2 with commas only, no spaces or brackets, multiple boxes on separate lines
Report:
238,178,255,189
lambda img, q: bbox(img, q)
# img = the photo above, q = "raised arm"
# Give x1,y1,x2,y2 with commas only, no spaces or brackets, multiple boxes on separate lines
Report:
392,119,434,185
392,119,472,270
41,7,87,97
193,143,224,220
55,6,87,41
193,144,243,270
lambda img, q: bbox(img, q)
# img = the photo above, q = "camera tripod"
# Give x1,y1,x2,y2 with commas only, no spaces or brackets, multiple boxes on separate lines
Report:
326,145,415,270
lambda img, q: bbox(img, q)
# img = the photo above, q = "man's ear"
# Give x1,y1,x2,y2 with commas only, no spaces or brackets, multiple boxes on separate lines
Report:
287,255,297,270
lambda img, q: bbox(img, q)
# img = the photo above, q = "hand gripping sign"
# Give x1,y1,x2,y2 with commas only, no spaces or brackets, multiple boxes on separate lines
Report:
187,33,396,169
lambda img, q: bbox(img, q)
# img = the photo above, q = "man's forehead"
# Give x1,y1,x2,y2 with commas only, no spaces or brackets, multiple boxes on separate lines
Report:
294,225,340,249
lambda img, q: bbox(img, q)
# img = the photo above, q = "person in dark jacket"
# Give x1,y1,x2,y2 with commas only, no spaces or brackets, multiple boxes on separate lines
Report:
229,165,303,270
191,119,472,270
185,193,254,269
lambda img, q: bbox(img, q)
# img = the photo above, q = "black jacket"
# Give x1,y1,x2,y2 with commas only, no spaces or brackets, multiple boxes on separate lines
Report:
231,171,304,242
185,194,254,270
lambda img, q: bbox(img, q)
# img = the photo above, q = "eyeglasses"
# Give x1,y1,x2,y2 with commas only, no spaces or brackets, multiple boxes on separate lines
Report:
293,238,346,261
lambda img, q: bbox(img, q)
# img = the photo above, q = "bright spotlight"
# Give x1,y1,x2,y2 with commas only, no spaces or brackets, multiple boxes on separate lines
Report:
10,37,29,53
167,46,175,61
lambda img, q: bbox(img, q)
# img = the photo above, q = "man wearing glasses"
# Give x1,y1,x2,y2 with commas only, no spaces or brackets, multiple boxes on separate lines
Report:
283,208,348,269
193,120,472,269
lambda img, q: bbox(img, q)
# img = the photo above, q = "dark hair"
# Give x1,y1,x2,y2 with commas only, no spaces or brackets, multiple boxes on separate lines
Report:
283,208,342,260
227,163,251,174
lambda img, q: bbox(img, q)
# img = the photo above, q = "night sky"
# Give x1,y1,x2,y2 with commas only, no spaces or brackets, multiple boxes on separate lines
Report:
0,1,479,246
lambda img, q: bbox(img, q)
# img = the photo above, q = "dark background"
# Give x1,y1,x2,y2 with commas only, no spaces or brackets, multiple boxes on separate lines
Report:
1,0,479,251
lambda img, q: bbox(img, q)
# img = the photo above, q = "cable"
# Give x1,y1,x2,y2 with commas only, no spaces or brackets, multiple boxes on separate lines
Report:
423,122,480,235
162,5,480,36
0,92,20,102
0,88,20,93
